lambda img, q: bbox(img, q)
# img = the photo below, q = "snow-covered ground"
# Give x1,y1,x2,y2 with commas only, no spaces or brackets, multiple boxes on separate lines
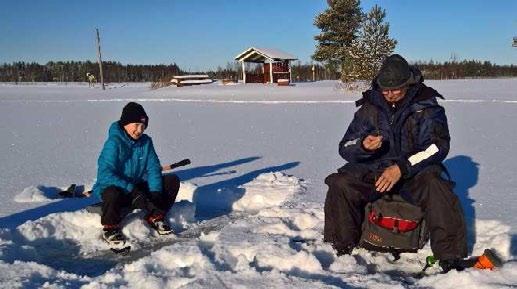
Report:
0,79,516,288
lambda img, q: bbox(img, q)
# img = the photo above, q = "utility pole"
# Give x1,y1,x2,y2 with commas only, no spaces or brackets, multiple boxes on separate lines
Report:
513,36,517,47
96,28,105,90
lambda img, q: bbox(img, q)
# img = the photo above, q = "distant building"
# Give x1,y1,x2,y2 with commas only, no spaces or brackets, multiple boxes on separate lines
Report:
235,47,297,84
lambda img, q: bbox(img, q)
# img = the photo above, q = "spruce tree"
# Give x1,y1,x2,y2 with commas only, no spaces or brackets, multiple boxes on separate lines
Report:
347,5,397,82
312,0,363,78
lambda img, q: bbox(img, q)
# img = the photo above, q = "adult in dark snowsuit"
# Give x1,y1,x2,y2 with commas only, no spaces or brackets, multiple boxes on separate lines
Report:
324,54,467,272
92,102,180,243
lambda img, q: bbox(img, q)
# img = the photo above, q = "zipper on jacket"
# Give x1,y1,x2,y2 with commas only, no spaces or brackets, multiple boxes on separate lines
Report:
129,142,137,185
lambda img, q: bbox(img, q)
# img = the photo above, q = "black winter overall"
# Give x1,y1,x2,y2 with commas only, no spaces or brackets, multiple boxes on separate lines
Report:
324,82,467,261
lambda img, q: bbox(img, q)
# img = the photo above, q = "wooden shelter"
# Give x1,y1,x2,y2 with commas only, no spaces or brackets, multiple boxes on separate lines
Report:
235,47,297,84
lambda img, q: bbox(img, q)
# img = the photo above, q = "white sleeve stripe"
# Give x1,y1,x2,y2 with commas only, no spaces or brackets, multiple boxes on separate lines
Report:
344,138,359,147
408,144,439,166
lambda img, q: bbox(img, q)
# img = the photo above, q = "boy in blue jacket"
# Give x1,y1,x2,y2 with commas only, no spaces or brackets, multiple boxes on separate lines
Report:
93,102,180,244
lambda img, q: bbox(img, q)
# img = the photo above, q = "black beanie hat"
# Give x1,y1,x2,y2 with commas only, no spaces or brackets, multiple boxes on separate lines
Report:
376,54,412,90
120,102,149,127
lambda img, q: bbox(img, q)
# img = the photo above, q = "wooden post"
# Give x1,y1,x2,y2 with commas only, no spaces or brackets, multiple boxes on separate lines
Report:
241,61,246,83
288,61,292,83
269,60,273,84
96,28,105,90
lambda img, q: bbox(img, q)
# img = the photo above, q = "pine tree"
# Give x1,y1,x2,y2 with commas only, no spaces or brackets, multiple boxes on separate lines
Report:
347,5,397,82
312,0,363,78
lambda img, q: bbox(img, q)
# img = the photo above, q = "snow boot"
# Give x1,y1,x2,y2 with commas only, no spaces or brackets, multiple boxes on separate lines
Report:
439,258,465,273
437,249,503,273
102,226,130,254
335,244,355,256
146,213,173,235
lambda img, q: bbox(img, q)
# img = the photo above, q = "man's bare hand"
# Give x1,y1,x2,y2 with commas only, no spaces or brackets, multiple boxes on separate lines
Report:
375,165,402,193
362,135,383,151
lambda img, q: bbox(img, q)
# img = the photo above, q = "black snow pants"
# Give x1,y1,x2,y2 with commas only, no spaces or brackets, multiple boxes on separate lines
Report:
101,174,181,226
324,164,467,261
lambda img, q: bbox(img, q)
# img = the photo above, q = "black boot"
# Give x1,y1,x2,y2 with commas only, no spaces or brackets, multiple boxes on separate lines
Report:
439,259,465,273
335,244,355,256
102,227,127,247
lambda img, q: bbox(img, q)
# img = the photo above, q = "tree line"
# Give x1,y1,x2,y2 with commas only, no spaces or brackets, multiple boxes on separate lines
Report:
1,59,516,83
416,60,517,79
0,61,182,82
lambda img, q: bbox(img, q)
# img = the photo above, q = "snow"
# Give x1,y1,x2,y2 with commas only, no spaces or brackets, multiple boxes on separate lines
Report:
170,79,214,85
235,47,297,61
172,75,210,79
232,172,303,212
1,79,517,288
14,186,59,203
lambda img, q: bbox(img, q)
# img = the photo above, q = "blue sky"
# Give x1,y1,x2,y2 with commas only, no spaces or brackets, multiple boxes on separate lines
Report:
1,0,516,71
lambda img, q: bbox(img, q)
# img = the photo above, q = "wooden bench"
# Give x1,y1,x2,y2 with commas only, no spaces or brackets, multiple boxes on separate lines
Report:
277,79,290,86
171,75,213,87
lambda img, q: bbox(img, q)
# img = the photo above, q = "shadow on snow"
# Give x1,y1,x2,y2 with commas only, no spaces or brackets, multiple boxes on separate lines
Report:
168,155,300,220
0,196,97,230
444,155,479,255
191,161,299,220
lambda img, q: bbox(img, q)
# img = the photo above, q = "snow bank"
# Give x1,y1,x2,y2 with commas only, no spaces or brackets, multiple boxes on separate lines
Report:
175,181,197,202
3,181,199,259
1,173,517,288
232,172,304,212
84,245,213,289
14,184,95,203
13,186,58,203
0,260,89,289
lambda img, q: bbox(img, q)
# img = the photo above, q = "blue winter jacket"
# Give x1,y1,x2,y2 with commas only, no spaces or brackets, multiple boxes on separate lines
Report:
92,121,162,199
339,74,450,179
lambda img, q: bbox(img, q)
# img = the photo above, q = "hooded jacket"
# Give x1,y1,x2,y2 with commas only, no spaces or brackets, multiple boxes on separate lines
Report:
339,68,450,179
92,121,162,199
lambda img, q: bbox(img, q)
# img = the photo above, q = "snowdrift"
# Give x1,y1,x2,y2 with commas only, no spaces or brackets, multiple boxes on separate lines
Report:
1,172,516,289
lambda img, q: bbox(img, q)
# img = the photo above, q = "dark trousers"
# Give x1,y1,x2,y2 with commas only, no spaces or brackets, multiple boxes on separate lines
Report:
324,165,467,260
101,174,181,226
